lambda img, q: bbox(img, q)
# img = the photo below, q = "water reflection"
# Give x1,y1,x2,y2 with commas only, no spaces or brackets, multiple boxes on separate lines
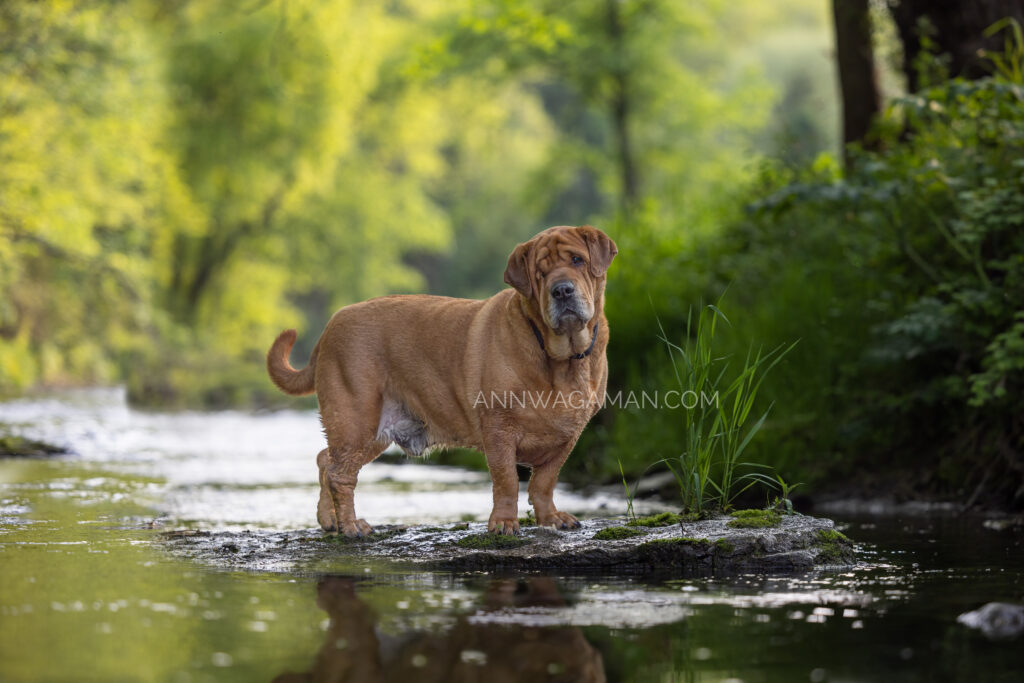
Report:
274,577,605,683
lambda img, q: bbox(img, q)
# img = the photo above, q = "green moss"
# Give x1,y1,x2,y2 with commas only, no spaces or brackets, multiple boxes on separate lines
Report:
816,529,849,543
454,533,528,550
714,538,735,553
593,526,647,541
726,509,781,528
814,528,853,563
518,511,535,526
626,512,685,527
450,523,470,531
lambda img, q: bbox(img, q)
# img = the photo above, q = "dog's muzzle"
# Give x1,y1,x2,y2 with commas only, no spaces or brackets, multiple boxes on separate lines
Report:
548,280,591,333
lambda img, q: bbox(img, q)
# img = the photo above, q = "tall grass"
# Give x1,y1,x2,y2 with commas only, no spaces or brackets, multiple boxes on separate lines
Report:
656,302,796,513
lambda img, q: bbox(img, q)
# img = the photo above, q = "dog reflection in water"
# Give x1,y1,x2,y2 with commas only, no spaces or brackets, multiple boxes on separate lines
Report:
272,576,606,683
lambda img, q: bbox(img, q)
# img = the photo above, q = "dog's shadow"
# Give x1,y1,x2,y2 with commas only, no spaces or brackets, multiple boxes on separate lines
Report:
273,575,606,683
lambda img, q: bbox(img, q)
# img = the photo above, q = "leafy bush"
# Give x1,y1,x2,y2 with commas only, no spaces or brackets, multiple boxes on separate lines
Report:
727,75,1024,504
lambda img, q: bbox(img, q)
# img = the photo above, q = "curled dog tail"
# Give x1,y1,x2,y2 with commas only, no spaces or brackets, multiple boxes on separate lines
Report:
267,329,318,396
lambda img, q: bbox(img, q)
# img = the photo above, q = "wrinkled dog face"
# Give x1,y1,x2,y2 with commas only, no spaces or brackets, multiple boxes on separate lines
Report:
504,226,618,336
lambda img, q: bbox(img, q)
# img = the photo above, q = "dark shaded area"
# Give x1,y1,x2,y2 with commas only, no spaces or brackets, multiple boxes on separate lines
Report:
888,0,1024,91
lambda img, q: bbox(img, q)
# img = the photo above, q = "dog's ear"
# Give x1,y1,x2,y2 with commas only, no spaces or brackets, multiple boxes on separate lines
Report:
578,225,618,277
504,241,533,298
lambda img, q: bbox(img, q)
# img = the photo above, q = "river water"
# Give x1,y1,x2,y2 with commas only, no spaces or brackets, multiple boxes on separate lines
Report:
0,389,1020,682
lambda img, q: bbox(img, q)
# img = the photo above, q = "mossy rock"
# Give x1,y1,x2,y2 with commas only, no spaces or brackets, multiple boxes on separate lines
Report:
593,526,647,541
813,528,854,563
714,538,735,553
165,516,856,575
726,509,782,528
0,433,66,458
455,533,529,550
626,512,686,527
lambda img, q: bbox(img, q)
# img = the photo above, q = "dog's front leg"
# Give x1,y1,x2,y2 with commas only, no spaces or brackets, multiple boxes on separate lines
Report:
528,446,581,530
483,436,520,535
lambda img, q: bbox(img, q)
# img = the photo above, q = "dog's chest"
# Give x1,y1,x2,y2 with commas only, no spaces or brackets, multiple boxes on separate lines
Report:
503,371,602,440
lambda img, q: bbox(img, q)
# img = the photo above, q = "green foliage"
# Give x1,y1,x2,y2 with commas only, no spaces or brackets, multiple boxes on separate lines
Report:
0,0,552,403
650,302,794,514
768,474,802,515
705,69,1024,503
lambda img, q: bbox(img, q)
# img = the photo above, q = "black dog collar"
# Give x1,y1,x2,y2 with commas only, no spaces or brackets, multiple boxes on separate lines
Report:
527,318,599,360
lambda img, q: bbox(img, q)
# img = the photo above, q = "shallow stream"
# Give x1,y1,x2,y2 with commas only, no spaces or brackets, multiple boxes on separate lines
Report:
1,389,1020,682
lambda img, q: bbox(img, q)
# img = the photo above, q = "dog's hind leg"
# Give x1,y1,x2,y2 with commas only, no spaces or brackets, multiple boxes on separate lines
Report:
317,382,384,536
316,448,338,531
317,442,382,537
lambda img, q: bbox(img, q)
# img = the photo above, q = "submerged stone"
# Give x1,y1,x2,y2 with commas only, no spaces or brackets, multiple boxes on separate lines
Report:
957,602,1024,640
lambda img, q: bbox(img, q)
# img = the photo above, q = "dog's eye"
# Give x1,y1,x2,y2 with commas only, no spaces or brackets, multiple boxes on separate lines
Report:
571,255,585,266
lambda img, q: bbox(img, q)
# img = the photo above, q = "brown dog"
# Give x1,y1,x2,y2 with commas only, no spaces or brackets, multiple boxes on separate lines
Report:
267,225,617,536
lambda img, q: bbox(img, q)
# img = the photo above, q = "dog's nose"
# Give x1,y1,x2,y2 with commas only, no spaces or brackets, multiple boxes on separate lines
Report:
551,280,575,301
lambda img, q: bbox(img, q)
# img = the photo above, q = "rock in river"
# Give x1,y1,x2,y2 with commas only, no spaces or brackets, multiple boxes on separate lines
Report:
162,511,855,575
957,602,1024,640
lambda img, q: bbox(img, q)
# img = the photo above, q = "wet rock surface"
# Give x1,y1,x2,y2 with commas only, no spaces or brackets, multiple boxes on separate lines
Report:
957,602,1024,640
161,513,855,575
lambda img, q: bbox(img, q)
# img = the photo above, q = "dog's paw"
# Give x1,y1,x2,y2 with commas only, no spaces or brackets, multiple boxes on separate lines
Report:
335,519,374,538
537,510,581,530
487,517,521,535
317,508,338,532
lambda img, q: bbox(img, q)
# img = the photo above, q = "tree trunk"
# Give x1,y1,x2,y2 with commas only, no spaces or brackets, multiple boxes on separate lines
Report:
606,0,638,210
887,0,1024,93
832,0,882,154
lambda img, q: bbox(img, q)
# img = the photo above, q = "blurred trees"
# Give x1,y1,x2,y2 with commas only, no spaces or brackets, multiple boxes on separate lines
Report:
0,2,178,388
832,0,881,149
0,0,557,401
